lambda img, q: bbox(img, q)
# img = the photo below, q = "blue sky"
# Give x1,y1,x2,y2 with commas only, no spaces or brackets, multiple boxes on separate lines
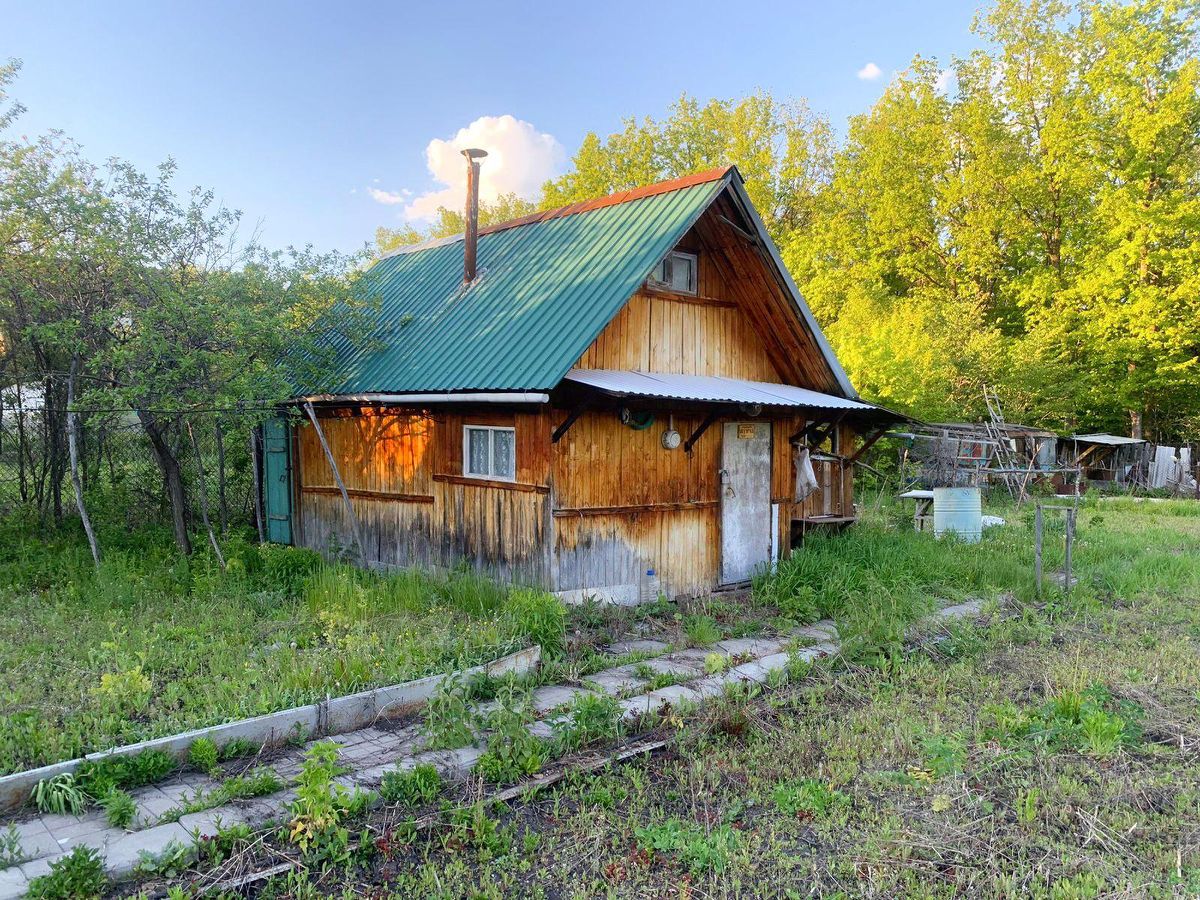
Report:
4,0,983,253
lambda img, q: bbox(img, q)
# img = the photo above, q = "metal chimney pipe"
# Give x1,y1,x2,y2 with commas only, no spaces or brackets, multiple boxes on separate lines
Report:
461,148,487,283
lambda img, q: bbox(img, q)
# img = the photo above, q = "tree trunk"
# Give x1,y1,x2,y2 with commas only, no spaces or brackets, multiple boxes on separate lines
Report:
139,409,192,555
67,358,101,568
1129,408,1144,440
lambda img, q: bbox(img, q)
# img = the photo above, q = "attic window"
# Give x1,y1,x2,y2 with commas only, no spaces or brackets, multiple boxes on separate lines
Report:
649,251,697,295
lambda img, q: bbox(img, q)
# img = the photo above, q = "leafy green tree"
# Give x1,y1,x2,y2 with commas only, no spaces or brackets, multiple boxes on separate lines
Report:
375,192,536,256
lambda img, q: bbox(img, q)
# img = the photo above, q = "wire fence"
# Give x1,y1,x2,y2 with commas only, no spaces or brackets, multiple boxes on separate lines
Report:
0,392,276,538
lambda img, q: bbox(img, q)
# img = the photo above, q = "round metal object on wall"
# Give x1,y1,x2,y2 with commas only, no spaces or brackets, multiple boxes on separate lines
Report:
661,428,681,450
739,403,763,417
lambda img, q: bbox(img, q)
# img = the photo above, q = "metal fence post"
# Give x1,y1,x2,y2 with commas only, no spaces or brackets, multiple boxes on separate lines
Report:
1034,503,1043,599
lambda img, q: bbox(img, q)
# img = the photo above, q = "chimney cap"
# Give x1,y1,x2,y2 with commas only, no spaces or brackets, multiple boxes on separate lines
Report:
461,148,488,160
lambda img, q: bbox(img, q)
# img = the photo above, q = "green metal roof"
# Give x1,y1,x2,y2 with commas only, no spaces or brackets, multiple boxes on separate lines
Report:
313,172,730,395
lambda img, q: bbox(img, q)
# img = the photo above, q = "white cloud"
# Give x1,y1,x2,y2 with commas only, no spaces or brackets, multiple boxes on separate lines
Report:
934,68,956,95
381,115,565,222
368,187,407,205
857,62,882,81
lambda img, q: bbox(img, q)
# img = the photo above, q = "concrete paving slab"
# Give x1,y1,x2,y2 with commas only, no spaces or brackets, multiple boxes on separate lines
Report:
585,667,647,696
530,685,594,714
606,639,669,655
0,865,27,900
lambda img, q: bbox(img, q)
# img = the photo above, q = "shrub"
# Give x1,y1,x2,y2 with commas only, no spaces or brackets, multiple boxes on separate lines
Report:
27,846,107,899
31,773,86,816
379,764,442,806
99,788,137,829
288,741,369,864
91,666,153,714
188,737,220,775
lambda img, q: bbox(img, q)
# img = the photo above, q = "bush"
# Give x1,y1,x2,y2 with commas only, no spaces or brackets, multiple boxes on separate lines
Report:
475,685,546,784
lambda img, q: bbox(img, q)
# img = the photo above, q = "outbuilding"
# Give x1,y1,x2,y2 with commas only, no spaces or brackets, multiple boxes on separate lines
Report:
263,163,902,602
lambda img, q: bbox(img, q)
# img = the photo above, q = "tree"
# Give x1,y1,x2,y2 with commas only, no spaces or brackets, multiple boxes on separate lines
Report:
375,192,537,256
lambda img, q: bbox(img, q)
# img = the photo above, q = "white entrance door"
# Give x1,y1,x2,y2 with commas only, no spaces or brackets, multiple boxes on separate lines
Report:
720,422,772,585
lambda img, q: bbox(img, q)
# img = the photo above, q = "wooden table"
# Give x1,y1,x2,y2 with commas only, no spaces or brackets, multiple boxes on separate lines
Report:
898,489,935,532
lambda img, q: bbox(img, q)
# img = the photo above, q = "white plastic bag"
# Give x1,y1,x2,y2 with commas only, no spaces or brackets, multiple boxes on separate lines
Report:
794,446,819,502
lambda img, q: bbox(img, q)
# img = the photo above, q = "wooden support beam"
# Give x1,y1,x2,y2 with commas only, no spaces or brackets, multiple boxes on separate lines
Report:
848,426,887,464
552,407,586,444
304,400,368,564
684,410,721,454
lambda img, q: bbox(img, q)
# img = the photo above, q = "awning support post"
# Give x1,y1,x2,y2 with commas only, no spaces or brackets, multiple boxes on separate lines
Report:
304,400,369,564
684,410,722,455
552,407,586,444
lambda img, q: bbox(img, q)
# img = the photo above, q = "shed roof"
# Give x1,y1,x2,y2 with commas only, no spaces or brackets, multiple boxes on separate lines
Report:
1070,433,1147,446
562,369,894,417
308,167,856,400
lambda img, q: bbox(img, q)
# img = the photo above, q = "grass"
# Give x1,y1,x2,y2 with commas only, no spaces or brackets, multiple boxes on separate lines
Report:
0,519,565,776
142,496,1200,898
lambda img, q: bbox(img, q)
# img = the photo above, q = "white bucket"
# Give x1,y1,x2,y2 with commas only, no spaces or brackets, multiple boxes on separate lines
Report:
933,487,983,543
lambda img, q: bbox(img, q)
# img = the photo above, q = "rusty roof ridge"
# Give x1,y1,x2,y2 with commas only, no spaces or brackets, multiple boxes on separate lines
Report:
379,166,735,260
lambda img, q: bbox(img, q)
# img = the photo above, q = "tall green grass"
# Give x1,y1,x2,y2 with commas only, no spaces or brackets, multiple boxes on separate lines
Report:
0,522,565,776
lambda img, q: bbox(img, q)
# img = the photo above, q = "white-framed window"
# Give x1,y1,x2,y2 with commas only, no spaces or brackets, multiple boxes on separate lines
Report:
463,425,516,481
648,250,698,294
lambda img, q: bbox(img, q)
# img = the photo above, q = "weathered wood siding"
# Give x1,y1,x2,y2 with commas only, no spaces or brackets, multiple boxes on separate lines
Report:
296,407,552,584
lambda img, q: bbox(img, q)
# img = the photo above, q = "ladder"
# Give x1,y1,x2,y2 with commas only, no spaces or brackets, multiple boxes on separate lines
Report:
983,386,1020,498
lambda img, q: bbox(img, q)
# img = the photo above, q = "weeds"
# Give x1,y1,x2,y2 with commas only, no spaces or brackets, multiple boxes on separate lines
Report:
287,741,370,865
422,672,478,750
552,692,623,753
0,824,27,870
634,818,742,873
475,685,546,784
683,614,722,647
772,778,848,818
98,787,137,829
379,764,441,807
187,737,220,775
26,845,106,899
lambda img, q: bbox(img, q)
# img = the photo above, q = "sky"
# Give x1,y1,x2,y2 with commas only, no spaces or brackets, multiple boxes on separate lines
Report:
3,0,984,254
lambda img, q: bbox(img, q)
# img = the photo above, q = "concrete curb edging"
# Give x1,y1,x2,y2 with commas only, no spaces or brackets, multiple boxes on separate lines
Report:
0,645,540,813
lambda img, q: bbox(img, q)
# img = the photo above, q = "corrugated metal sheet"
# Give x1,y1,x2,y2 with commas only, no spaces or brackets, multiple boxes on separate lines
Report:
563,369,883,412
317,173,730,395
1071,433,1147,446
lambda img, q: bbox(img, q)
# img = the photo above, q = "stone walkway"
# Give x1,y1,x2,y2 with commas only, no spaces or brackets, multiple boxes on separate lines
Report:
0,600,982,898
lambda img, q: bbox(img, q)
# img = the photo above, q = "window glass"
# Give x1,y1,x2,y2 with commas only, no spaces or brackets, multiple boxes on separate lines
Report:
492,430,516,479
467,428,490,475
670,254,696,292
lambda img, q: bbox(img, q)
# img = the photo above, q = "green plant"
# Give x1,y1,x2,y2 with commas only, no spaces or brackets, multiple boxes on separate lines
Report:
422,671,479,750
221,737,259,761
132,838,194,878
1080,709,1125,756
506,589,566,659
920,731,967,778
446,803,511,858
553,692,622,752
380,764,442,806
683,614,721,647
27,845,107,899
91,665,153,714
99,787,137,829
197,821,254,866
188,737,220,775
475,685,546,784
704,652,730,675
772,778,848,818
1016,787,1040,826
288,741,368,865
75,749,177,799
0,824,27,870
634,818,741,873
31,773,87,816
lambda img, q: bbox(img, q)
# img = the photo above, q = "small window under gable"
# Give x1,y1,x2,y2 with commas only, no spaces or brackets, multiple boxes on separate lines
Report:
648,250,698,295
464,425,516,481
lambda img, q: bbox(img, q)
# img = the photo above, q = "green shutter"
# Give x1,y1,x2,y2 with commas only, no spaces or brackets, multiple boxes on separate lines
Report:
262,418,293,545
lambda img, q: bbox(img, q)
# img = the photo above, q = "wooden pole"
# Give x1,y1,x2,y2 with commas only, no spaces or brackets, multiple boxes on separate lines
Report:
1034,503,1043,599
188,421,226,569
66,359,101,569
303,401,368,564
1064,507,1075,599
250,426,265,543
215,420,228,535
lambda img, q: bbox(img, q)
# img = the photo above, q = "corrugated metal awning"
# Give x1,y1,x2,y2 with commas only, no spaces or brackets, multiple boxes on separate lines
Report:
1071,433,1146,445
563,369,899,416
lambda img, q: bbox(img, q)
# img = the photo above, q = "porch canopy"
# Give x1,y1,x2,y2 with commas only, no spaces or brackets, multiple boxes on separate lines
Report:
559,369,905,424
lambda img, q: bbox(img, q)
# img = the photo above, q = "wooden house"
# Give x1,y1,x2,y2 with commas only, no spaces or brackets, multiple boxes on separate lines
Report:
262,163,902,602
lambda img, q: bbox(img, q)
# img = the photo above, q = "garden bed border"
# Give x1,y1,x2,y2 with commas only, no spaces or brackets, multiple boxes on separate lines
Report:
0,645,540,812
